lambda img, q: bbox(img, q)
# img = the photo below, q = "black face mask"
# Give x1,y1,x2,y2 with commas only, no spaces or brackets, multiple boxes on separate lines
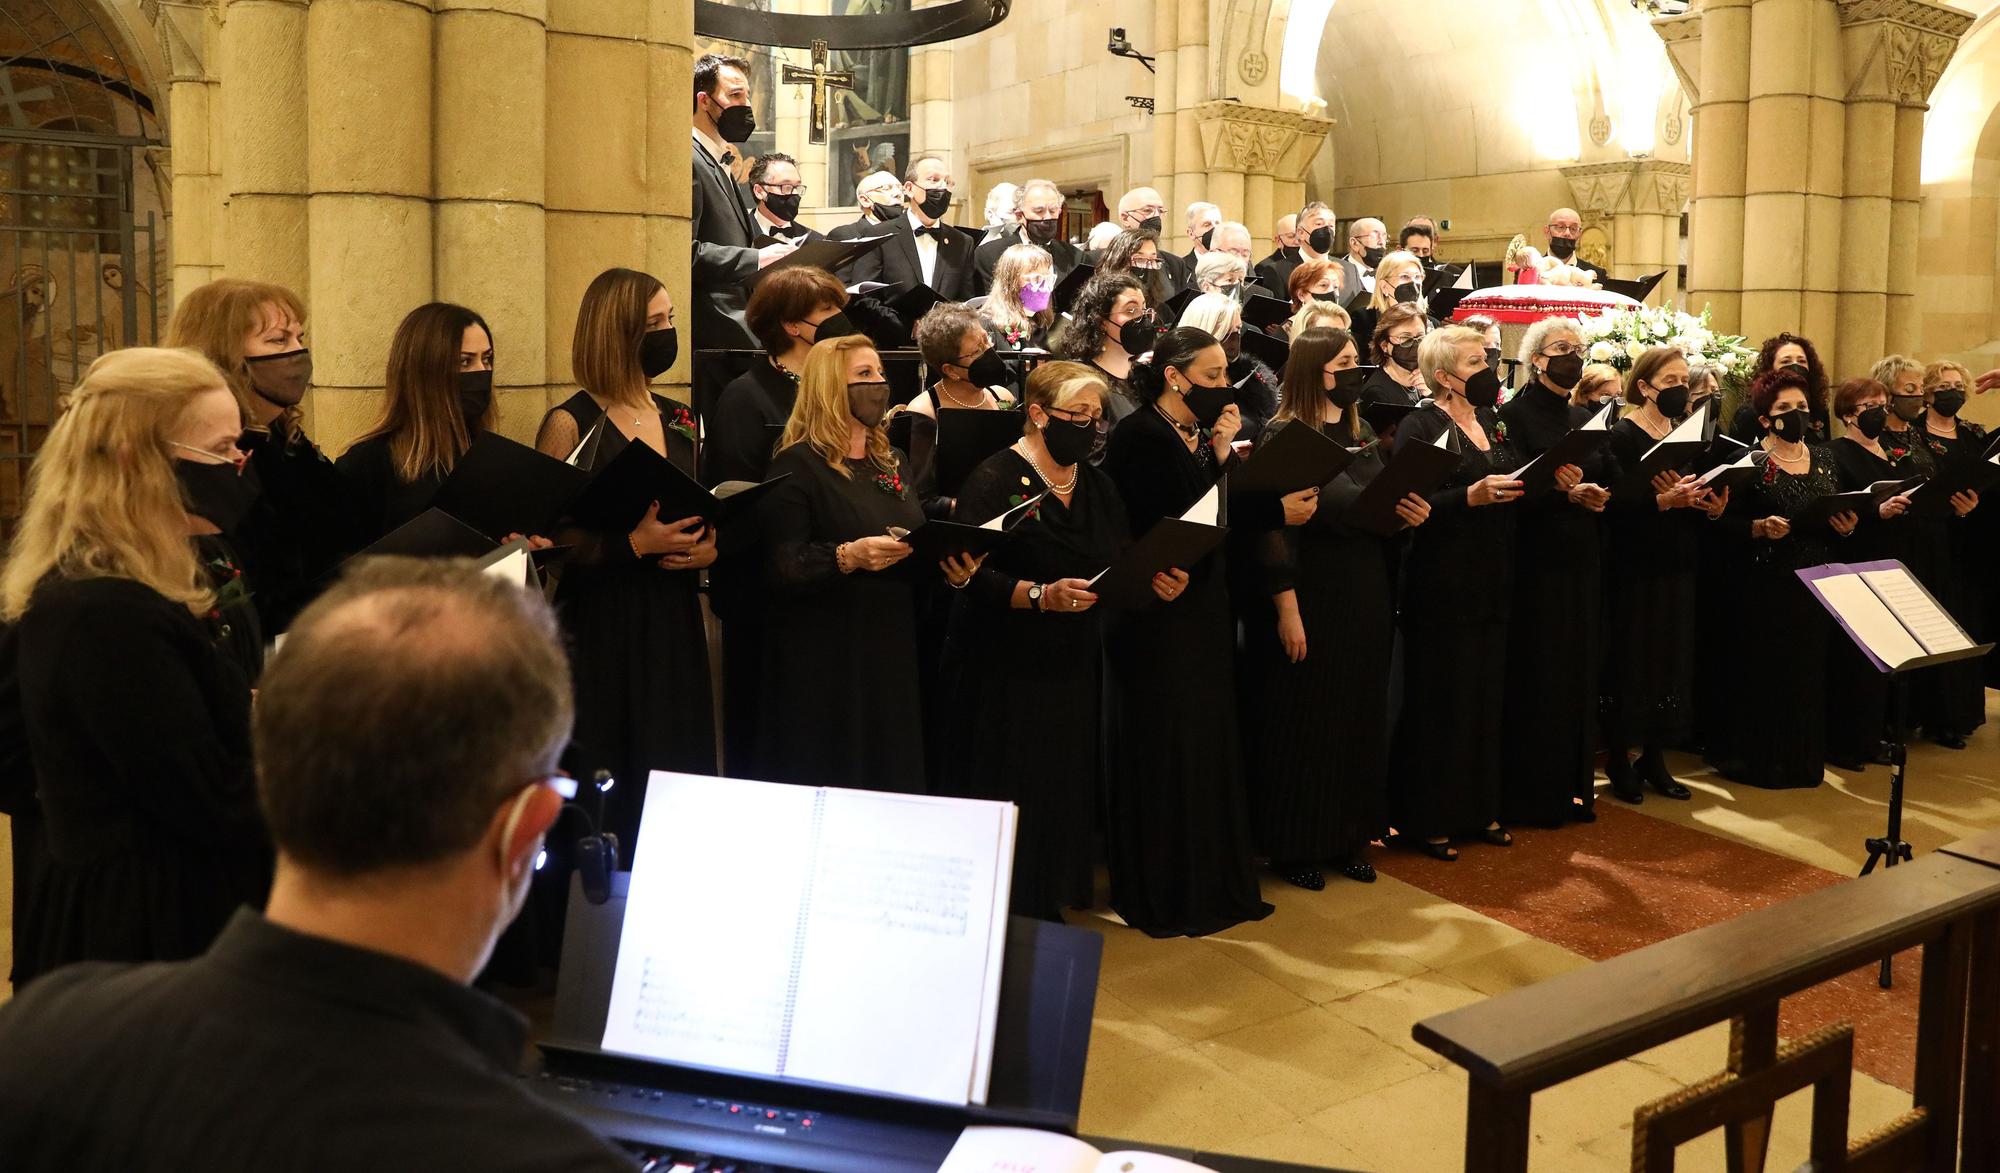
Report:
1484,347,1503,376
457,369,493,427
762,192,802,223
1543,352,1585,389
245,349,312,408
807,311,859,344
1389,338,1421,371
1311,291,1344,307
1178,378,1234,429
916,186,952,221
1891,395,1926,422
1767,410,1807,443
713,102,756,144
1362,245,1387,268
1041,414,1100,466
639,327,679,378
1221,331,1242,361
1307,226,1335,255
868,198,903,222
1022,217,1062,245
176,457,262,533
1115,313,1160,355
1198,227,1215,250
1135,215,1163,234
1781,361,1811,380
1932,388,1968,418
1854,404,1888,439
1394,281,1423,305
1328,366,1369,409
1460,366,1502,409
1548,235,1577,260
964,350,1010,388
847,380,892,428
1652,382,1690,419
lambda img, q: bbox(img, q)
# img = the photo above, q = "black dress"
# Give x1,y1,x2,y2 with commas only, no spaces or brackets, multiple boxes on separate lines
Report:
541,392,716,858
1243,417,1397,863
1088,361,1142,432
1603,417,1703,755
941,449,1128,920
0,576,269,988
1730,399,1831,446
756,443,928,793
1497,381,1606,825
1387,402,1517,839
1914,422,1990,737
1719,446,1841,789
1101,406,1271,937
234,418,364,634
334,433,451,543
704,360,798,778
1226,354,1280,444
1825,438,1920,764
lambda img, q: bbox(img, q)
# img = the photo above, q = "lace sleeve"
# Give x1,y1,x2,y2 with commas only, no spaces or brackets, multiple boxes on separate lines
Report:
762,462,842,591
535,408,580,460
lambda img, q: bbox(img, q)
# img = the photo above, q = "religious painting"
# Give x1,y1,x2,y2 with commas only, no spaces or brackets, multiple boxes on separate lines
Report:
816,0,911,204
695,0,780,184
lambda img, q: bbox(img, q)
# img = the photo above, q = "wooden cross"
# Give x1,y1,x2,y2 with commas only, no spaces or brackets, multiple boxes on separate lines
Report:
780,40,854,146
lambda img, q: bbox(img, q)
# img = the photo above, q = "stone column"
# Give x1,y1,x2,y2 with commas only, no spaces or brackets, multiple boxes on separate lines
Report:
1168,0,1209,252
646,0,696,404
217,0,309,292
153,1,222,301
1151,0,1182,244
435,0,550,441
303,0,435,450
1191,100,1331,259
1562,160,1691,308
1667,0,1749,332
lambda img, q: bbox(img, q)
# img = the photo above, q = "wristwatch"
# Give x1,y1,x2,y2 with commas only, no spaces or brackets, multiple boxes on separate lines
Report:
1026,582,1045,611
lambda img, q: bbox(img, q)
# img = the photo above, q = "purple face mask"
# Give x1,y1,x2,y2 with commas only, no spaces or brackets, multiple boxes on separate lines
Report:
1019,282,1052,313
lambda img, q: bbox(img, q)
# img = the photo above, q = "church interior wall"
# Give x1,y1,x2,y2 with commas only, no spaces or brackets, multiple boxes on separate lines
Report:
1918,4,2000,428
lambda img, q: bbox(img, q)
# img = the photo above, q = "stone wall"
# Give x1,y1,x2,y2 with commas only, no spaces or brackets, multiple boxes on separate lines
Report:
154,0,695,454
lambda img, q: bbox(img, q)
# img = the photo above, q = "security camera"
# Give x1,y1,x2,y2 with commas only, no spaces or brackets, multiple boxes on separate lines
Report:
1107,27,1156,72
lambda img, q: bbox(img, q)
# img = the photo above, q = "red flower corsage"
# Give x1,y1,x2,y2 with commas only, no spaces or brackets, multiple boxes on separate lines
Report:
874,468,906,498
1491,419,1509,443
1762,457,1779,484
667,404,697,442
1006,491,1042,520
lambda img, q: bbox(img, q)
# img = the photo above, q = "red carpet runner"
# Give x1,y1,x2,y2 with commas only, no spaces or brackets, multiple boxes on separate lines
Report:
1373,805,1921,1091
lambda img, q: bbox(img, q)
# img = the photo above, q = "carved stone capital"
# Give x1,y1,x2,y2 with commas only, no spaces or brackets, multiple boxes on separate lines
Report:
1840,0,1974,106
1561,160,1691,218
1651,10,1705,106
1190,100,1333,181
143,0,220,83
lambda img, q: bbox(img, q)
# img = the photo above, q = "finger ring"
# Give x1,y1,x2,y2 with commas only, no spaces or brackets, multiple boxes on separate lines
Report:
1070,598,1079,609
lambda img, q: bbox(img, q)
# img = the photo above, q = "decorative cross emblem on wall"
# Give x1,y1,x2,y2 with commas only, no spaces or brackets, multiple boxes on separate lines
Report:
0,69,56,129
780,40,855,146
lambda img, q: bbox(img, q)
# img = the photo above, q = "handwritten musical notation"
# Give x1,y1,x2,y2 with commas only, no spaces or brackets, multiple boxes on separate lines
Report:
814,843,975,937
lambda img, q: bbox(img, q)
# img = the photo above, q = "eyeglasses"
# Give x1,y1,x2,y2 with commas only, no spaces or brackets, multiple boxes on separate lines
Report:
173,439,247,466
1934,382,1966,393
759,183,809,196
1047,406,1106,429
1540,343,1582,357
1133,259,1162,270
1547,223,1582,238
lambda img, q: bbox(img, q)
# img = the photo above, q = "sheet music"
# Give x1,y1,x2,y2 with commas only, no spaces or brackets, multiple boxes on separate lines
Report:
1646,402,1708,457
600,774,1016,1105
1815,576,1927,670
938,1129,1217,1173
980,492,1045,531
481,546,531,585
1860,568,1974,655
1181,484,1220,526
1697,450,1754,487
566,418,602,467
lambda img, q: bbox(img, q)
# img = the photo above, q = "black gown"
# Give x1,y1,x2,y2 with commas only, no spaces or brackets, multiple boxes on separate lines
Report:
0,576,269,988
334,433,451,543
1387,402,1517,839
1825,438,1921,765
1087,361,1142,432
542,392,716,858
1101,406,1272,937
940,449,1128,920
234,418,365,634
1496,380,1606,826
1914,421,1990,737
1243,416,1397,863
756,443,928,793
1719,446,1841,789
704,360,798,778
1603,417,1704,756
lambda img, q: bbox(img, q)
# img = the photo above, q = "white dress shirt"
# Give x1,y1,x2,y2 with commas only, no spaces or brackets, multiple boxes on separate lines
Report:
908,208,940,287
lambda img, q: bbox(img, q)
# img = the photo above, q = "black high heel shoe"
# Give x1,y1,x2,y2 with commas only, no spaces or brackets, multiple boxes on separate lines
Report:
1334,856,1377,883
1275,863,1325,891
1479,825,1513,847
1391,833,1457,861
1606,754,1644,804
1637,749,1691,800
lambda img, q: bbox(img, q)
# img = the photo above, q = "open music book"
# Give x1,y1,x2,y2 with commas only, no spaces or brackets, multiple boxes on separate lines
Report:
600,773,1018,1106
1798,560,1993,674
939,1128,1217,1173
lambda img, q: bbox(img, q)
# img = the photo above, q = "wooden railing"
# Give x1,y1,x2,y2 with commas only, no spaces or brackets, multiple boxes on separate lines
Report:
1412,829,2000,1173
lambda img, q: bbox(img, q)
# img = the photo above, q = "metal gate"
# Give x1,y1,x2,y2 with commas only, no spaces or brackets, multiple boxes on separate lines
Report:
0,124,160,527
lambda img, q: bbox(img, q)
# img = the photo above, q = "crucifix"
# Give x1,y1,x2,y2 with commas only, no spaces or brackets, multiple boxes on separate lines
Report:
0,69,56,129
780,40,855,146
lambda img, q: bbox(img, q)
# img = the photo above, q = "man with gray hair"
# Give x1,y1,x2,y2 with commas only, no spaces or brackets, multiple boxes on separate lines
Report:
1172,200,1224,292
827,167,905,241
971,177,1084,290
980,182,1022,244
1339,215,1389,301
1211,221,1279,300
0,558,633,1170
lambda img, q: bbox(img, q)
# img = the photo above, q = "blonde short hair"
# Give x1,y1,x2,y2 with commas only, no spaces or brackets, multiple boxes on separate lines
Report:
1417,325,1485,392
1922,359,1971,392
1574,362,1621,407
1177,292,1242,340
1286,300,1350,337
1369,250,1427,314
1870,354,1923,392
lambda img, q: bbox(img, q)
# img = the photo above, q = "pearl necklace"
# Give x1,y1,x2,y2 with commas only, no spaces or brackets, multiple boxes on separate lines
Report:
937,380,986,410
1018,439,1077,494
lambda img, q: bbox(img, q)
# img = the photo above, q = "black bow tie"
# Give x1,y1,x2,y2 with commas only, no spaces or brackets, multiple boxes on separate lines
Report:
772,223,807,240
718,150,736,167
917,225,952,242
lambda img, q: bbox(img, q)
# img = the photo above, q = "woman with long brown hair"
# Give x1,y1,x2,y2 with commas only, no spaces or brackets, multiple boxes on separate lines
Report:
756,333,948,793
532,268,713,861
0,347,270,988
1243,327,1428,888
167,279,361,633
336,302,497,540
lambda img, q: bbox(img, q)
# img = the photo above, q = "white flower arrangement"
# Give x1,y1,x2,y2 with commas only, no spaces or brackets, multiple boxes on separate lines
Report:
1574,304,1757,391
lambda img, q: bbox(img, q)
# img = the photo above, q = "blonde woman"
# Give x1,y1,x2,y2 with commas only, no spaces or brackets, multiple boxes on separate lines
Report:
0,347,270,988
1367,249,1428,314
942,361,1130,919
167,278,361,633
979,242,1056,353
759,334,960,793
1914,359,1987,749
1178,291,1277,441
1574,361,1622,408
1284,298,1351,340
533,268,714,858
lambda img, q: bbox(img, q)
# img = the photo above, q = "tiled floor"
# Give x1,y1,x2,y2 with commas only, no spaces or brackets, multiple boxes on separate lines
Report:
0,703,1992,1172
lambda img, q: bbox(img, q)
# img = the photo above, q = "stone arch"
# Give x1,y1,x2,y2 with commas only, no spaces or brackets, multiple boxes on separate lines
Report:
1916,7,2000,376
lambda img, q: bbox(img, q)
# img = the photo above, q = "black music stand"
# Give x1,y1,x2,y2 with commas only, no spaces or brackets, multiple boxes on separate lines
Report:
1799,560,1994,987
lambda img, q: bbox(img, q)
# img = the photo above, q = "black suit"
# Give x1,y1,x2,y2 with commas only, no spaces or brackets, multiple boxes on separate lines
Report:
849,212,977,299
1255,254,1300,301
828,214,890,242
970,229,1086,293
1160,251,1193,296
691,136,758,349
753,210,825,247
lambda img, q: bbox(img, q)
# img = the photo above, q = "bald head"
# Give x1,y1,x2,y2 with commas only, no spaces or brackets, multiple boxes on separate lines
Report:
1274,214,1299,251
1346,217,1387,263
1546,207,1583,259
1117,187,1166,231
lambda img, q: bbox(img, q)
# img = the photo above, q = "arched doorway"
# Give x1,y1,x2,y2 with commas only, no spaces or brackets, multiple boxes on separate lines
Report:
0,0,164,521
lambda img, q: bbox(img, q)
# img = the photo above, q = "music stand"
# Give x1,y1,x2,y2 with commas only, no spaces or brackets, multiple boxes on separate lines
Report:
1798,560,1994,987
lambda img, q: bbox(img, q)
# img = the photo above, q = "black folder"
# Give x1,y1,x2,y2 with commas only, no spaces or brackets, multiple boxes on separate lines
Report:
1088,517,1228,609
1509,404,1615,495
894,495,1041,562
1613,407,1712,497
358,507,498,560
935,408,1026,497
1346,432,1463,536
1238,328,1288,371
1360,396,1419,437
1051,262,1098,316
1795,489,1876,529
1694,454,1760,493
430,432,590,540
1906,445,2000,517
567,435,787,534
1229,420,1357,495
1598,271,1668,303
1238,293,1293,332
746,234,892,288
